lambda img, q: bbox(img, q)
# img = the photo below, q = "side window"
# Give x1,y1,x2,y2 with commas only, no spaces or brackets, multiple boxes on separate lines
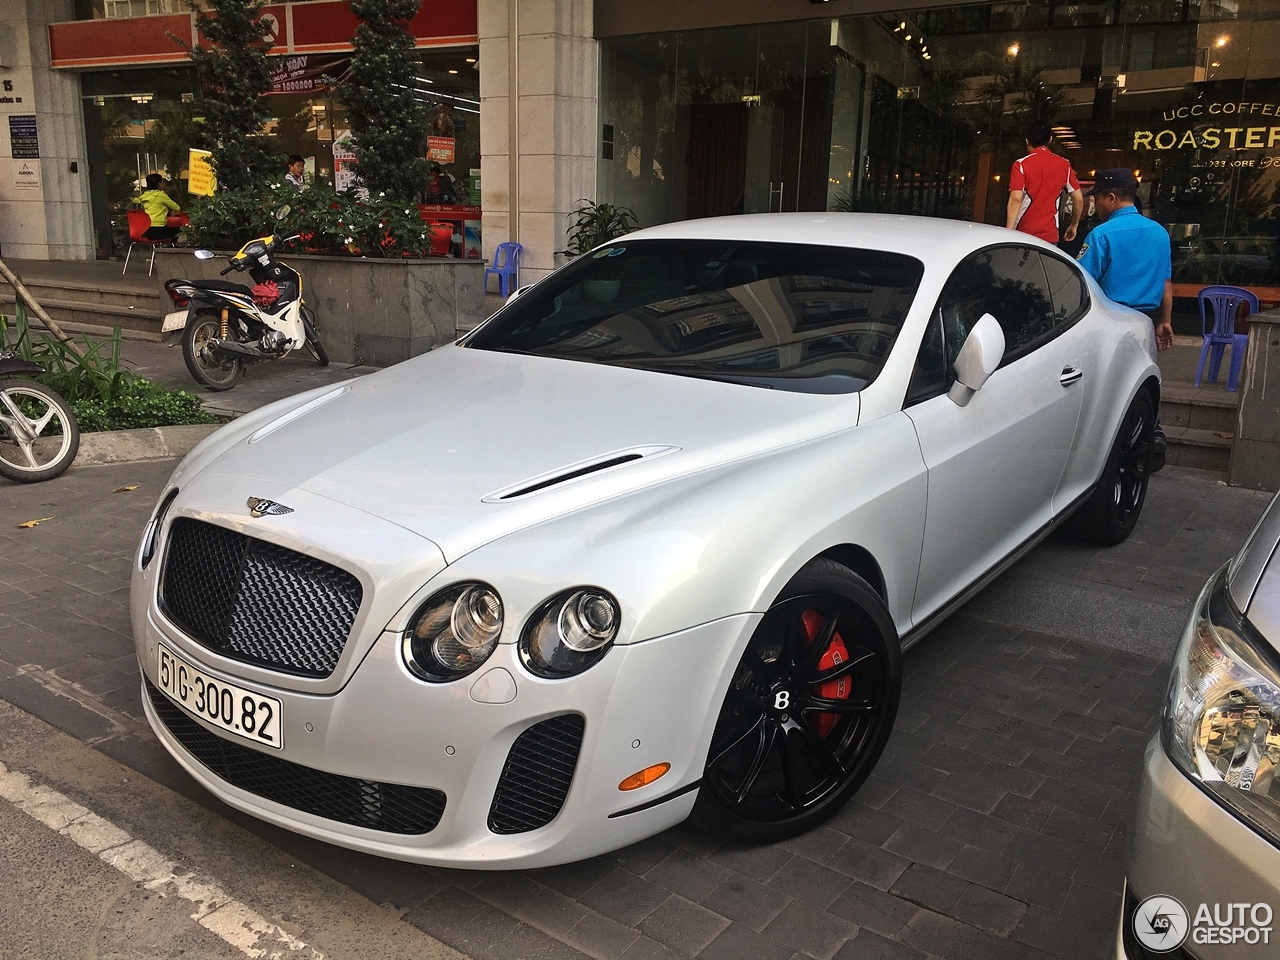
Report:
1040,253,1089,325
936,246,1057,365
905,305,971,405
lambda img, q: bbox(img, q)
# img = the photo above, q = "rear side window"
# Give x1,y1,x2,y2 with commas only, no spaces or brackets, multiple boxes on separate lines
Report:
1040,253,1089,324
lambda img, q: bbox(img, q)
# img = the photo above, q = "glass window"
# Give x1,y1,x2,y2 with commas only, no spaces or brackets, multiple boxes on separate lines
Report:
467,240,925,394
936,246,1058,364
1040,253,1089,324
905,296,974,405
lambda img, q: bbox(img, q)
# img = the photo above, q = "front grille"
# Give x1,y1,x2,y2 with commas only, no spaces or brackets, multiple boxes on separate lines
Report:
160,518,362,678
488,714,585,835
146,678,445,835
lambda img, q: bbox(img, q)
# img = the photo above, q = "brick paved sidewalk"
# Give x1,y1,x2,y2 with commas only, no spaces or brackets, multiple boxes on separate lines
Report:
0,460,1270,960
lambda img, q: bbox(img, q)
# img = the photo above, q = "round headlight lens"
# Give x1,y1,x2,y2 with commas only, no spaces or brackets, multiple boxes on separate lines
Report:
523,588,620,678
403,583,503,682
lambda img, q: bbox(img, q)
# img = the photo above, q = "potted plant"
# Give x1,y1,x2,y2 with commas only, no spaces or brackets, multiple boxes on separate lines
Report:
563,200,638,303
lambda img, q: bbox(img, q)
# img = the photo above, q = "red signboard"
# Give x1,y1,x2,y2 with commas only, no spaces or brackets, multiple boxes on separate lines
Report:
49,0,477,70
427,136,456,163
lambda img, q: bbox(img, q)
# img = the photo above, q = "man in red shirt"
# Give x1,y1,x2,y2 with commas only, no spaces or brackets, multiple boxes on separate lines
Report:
1006,120,1083,246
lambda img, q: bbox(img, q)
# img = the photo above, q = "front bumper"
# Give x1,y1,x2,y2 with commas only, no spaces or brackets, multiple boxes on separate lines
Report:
137,606,757,868
1119,735,1280,959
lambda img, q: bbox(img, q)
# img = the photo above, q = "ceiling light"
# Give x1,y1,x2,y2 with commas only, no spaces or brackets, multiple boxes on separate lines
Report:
1217,35,1229,47
1008,43,1020,56
448,69,458,74
466,57,476,63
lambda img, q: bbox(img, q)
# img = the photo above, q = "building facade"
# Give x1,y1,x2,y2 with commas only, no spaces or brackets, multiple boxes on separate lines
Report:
4,0,1280,294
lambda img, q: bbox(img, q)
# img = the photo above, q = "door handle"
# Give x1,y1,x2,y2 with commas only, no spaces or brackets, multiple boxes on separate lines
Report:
1059,366,1083,387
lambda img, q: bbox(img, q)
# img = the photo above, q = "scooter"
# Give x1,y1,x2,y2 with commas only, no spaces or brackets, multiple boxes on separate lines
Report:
162,206,328,391
0,352,79,483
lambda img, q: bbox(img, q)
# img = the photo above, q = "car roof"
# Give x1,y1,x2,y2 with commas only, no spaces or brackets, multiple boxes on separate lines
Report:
620,213,1053,264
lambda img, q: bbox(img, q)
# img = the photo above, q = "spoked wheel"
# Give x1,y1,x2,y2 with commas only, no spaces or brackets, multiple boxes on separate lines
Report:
182,311,242,391
302,309,329,366
1071,391,1155,545
0,379,80,483
692,559,900,842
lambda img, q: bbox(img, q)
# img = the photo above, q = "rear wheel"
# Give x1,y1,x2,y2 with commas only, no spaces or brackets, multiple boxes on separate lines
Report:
1071,391,1155,545
182,310,242,391
0,380,79,483
691,558,900,843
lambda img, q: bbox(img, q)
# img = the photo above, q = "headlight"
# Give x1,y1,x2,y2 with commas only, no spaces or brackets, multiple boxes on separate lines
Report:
1163,566,1280,843
520,588,620,678
402,583,503,682
139,488,178,569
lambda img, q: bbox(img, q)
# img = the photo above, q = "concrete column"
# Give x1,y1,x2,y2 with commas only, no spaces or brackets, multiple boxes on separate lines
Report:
1230,312,1280,492
0,0,94,260
478,0,597,286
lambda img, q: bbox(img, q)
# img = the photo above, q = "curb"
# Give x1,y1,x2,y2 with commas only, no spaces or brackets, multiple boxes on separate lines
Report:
76,423,223,466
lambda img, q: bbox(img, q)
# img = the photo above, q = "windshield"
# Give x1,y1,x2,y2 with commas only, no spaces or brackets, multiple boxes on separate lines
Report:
466,240,925,393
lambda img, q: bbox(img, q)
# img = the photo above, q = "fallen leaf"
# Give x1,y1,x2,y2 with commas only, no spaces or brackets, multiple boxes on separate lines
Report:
16,517,54,529
113,485,140,493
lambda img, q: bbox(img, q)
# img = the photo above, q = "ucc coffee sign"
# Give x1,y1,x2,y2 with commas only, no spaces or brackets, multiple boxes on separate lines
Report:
1135,101,1280,150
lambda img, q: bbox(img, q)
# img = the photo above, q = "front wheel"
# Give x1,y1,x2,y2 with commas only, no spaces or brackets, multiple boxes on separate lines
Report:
0,379,80,483
691,558,901,843
182,310,242,391
1070,390,1155,545
302,309,329,366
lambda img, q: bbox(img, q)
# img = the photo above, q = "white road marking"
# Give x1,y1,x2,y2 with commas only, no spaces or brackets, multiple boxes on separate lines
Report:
0,759,321,959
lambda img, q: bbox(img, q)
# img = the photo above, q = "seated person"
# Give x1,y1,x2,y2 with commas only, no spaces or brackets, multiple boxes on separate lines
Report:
136,173,182,241
424,164,456,204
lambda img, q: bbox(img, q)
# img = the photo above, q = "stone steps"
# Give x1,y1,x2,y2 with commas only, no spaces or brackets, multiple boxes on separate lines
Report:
1,277,163,336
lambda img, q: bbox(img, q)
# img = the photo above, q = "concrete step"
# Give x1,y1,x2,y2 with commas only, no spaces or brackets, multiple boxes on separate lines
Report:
9,276,160,310
1160,383,1238,434
1,293,162,335
1164,424,1233,474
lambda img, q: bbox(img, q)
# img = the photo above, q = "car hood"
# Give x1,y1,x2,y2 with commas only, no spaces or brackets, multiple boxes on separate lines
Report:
198,345,861,562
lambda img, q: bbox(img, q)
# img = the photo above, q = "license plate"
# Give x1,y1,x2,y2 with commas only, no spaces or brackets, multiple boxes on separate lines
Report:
157,643,283,749
162,309,188,333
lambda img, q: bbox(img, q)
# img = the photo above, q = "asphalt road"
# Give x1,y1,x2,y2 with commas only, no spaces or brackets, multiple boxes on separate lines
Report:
0,458,1272,960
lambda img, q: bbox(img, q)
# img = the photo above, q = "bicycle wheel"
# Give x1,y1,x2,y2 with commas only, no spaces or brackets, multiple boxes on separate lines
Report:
0,379,80,483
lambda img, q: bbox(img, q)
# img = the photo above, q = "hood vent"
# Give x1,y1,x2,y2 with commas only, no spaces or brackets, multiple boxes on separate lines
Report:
484,445,679,502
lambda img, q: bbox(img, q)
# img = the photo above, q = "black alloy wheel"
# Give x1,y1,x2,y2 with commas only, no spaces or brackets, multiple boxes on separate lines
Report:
1072,390,1155,545
692,559,900,842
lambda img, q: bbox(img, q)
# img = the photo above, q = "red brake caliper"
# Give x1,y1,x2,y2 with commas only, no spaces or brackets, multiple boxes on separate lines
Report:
800,609,850,738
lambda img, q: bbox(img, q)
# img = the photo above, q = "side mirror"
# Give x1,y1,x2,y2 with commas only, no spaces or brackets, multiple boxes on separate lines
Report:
274,204,291,221
948,313,1006,407
193,249,215,260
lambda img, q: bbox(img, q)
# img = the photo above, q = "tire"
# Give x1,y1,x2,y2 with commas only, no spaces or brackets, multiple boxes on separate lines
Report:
182,310,243,391
302,309,329,366
0,379,80,483
1070,390,1155,545
691,558,901,843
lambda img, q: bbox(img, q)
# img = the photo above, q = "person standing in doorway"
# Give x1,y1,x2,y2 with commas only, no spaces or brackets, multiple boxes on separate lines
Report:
285,155,306,191
1076,168,1174,351
135,173,182,242
1006,120,1084,247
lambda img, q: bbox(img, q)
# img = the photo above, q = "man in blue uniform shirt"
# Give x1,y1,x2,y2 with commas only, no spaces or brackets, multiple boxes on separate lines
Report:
1077,168,1175,351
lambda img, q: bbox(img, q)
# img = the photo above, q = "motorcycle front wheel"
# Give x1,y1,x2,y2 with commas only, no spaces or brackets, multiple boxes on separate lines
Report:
0,379,80,483
183,310,243,391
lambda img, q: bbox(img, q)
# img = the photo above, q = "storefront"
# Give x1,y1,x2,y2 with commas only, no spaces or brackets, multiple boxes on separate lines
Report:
597,0,1280,294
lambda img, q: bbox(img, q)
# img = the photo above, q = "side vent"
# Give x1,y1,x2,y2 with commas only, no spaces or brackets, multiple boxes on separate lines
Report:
483,445,679,502
488,714,585,834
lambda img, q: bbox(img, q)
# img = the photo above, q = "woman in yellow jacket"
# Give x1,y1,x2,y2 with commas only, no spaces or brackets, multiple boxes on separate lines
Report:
136,173,182,241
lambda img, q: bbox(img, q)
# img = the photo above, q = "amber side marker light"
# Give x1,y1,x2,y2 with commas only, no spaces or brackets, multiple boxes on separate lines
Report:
619,763,671,791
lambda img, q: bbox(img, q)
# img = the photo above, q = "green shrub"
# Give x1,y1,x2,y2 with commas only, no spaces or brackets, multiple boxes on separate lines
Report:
1,303,225,433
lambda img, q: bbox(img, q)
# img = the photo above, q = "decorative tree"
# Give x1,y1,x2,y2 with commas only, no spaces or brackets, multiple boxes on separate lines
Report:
339,0,429,197
185,0,278,192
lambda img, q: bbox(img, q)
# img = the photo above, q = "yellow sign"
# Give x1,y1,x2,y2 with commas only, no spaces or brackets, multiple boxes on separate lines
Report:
187,148,216,196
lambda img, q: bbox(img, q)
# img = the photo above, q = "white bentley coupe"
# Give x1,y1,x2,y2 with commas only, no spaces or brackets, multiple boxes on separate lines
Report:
131,213,1162,867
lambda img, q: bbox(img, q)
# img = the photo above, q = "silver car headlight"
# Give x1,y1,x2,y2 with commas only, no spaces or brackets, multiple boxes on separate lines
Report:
139,488,179,569
402,583,503,682
520,588,620,678
1163,566,1280,844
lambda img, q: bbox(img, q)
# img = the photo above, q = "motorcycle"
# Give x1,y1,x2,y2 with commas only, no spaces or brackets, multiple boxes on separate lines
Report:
162,206,328,391
0,352,79,483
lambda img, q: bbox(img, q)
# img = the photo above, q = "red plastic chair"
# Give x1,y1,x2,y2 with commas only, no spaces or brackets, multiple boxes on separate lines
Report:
123,209,171,277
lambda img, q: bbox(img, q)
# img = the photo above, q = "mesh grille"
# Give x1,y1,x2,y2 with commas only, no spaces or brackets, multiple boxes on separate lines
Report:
160,518,362,678
488,714,584,835
146,678,445,835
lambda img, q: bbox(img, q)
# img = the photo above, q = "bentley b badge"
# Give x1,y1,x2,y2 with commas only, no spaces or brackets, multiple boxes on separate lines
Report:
247,497,294,518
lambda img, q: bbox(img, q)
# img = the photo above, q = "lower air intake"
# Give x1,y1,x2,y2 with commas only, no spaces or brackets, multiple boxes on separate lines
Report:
488,714,585,834
146,678,445,835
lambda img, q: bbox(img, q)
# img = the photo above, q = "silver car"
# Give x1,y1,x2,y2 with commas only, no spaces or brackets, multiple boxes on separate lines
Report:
1121,491,1280,958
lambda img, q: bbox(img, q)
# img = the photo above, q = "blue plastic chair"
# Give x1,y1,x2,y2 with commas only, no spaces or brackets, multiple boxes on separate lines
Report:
484,242,523,297
1196,285,1257,391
